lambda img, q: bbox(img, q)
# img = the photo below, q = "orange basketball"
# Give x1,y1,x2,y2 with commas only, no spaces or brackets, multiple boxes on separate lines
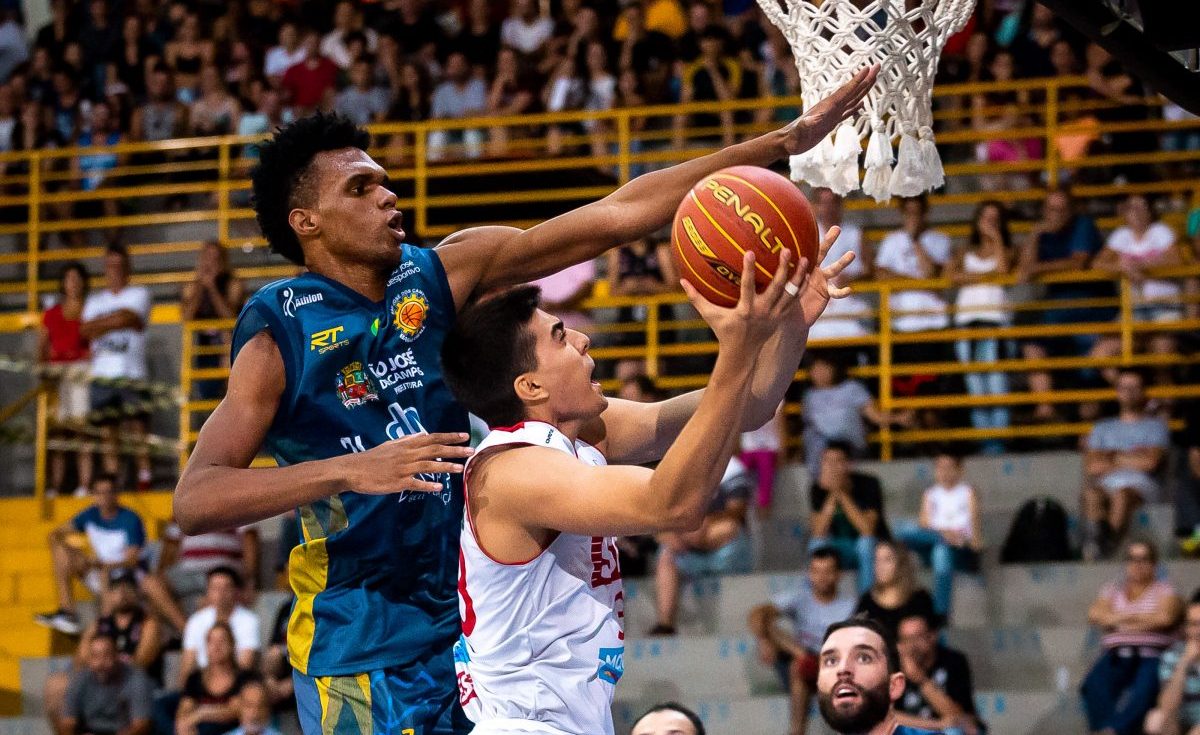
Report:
671,166,819,306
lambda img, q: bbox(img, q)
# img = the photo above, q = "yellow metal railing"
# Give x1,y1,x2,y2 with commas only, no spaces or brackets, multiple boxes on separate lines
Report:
0,75,1195,331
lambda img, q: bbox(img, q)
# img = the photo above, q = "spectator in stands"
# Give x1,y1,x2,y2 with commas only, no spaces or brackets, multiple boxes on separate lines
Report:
189,65,240,137
157,517,258,611
631,702,706,735
61,632,154,735
1083,539,1183,735
809,441,890,594
500,0,554,57
452,0,500,71
45,570,164,734
334,56,391,128
1081,369,1171,560
856,541,938,637
896,451,982,618
175,622,255,735
178,567,260,687
164,13,214,102
79,0,116,95
224,680,281,735
749,547,858,735
542,48,586,156
875,195,952,349
35,0,74,61
0,9,26,84
80,244,153,490
971,50,1038,191
801,354,899,477
741,403,784,516
894,613,986,734
262,599,295,720
675,25,741,148
322,0,377,70
1017,186,1109,421
113,14,157,101
36,474,186,635
810,188,873,344
946,201,1013,453
39,262,92,497
72,100,125,239
582,40,617,159
181,241,244,400
1095,193,1183,324
649,457,753,635
676,1,713,63
616,2,677,85
1145,589,1200,735
485,46,536,157
1182,400,1200,553
131,64,188,144
427,50,486,161
264,20,306,83
280,32,338,116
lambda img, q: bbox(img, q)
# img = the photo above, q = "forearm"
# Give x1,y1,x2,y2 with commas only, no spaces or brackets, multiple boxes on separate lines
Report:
917,681,966,720
174,460,345,535
118,721,151,735
839,498,876,536
1159,662,1191,715
80,313,131,338
746,325,807,429
649,354,758,528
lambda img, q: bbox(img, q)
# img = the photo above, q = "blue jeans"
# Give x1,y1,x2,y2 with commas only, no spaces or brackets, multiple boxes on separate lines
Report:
1080,649,1161,735
954,336,1009,443
894,523,977,617
808,535,876,594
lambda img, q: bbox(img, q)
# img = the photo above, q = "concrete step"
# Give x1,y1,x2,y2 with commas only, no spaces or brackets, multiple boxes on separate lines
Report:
623,561,1200,636
0,715,51,735
612,691,1085,735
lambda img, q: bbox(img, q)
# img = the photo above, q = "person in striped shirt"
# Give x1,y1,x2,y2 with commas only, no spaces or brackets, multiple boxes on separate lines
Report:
1082,539,1184,735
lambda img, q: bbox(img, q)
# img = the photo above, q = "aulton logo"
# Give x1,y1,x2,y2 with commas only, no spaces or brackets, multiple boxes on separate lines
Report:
282,287,323,317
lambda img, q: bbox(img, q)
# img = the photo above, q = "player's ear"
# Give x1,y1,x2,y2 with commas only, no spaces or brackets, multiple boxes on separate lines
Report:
514,372,546,404
889,671,906,702
289,207,319,239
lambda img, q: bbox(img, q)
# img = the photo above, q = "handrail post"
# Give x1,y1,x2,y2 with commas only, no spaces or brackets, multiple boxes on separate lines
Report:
617,113,631,185
179,322,193,474
217,142,231,244
1046,81,1060,187
646,298,660,379
26,152,41,313
34,388,48,518
879,287,893,462
1119,277,1134,363
414,127,428,236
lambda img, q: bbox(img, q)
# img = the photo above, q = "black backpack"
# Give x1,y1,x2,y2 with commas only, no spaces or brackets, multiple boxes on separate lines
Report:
1001,497,1074,563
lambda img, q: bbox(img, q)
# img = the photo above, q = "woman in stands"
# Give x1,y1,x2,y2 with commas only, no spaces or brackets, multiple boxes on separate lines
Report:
181,241,244,401
855,540,939,636
39,262,92,496
175,622,256,735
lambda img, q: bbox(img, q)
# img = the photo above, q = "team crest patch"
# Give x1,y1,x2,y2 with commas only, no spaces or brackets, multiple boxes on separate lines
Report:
335,361,378,409
391,289,429,342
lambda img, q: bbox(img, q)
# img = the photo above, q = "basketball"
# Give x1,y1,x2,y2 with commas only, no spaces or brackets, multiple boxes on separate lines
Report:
671,165,820,305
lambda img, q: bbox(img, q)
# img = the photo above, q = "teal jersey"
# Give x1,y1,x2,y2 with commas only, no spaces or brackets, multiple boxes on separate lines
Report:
231,245,468,677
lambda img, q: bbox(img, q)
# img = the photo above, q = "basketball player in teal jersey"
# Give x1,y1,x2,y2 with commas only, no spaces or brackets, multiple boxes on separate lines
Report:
174,66,877,735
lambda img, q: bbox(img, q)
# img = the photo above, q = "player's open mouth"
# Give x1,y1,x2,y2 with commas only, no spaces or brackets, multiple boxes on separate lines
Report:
833,684,861,702
388,211,405,240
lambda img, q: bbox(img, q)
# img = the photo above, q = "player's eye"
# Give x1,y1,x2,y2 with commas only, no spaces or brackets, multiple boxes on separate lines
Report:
857,652,873,663
823,655,837,667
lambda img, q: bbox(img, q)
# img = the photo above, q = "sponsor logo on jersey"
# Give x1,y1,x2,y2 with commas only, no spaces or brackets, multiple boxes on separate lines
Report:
335,361,378,409
370,317,380,336
309,325,348,353
367,348,426,394
387,260,422,287
281,287,323,317
596,646,624,684
391,289,429,342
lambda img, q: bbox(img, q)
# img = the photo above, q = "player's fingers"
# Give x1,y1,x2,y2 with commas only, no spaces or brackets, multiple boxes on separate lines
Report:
737,250,756,310
419,445,475,461
408,461,465,476
400,432,470,447
399,479,446,494
826,282,853,299
816,225,842,262
823,250,856,281
761,249,792,309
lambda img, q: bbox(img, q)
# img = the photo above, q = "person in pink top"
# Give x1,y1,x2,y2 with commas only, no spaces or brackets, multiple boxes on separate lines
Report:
1083,539,1184,735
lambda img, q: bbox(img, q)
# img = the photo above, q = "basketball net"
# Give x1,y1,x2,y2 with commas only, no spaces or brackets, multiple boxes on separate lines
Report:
758,0,976,201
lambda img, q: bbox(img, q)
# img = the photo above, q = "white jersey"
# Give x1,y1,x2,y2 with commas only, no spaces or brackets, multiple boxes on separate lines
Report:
456,421,625,735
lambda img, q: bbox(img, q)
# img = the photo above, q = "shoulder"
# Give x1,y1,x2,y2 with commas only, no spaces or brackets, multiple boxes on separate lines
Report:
1148,222,1176,245
1107,226,1132,248
116,507,144,526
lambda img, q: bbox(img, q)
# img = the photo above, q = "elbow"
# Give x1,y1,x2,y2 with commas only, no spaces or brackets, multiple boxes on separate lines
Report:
172,484,207,536
661,504,705,533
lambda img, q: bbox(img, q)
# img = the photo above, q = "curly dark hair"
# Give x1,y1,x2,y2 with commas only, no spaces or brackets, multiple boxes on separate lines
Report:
250,112,370,265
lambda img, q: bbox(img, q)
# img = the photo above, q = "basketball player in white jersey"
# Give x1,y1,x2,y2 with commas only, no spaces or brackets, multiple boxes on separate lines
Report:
440,234,852,735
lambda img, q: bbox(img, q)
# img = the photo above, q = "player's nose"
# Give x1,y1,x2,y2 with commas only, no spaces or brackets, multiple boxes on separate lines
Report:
568,329,590,355
379,185,398,211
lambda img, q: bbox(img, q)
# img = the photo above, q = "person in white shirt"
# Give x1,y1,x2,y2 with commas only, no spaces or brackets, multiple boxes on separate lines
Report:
320,0,378,70
263,21,307,81
874,196,953,336
178,566,261,688
811,188,874,343
80,245,153,490
1094,193,1183,323
895,451,982,618
499,0,554,56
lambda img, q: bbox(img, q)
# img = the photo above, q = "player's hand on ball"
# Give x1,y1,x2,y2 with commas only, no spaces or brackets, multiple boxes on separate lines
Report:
680,249,808,352
797,225,856,329
348,432,474,495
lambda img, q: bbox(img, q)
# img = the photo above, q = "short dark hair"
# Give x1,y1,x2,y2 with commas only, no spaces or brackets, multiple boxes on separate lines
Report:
621,374,661,401
633,702,706,735
104,243,129,265
251,112,370,265
92,472,118,488
898,194,928,214
933,445,964,463
90,630,118,648
897,611,939,634
809,545,842,570
442,286,542,427
207,565,244,589
823,615,901,675
58,261,89,295
824,440,855,458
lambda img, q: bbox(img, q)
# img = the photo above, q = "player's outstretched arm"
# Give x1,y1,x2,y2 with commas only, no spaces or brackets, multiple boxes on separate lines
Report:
476,252,801,538
588,228,856,465
174,332,472,535
435,66,878,309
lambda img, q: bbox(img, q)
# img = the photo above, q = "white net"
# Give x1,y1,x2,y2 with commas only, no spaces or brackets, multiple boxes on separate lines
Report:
757,0,977,201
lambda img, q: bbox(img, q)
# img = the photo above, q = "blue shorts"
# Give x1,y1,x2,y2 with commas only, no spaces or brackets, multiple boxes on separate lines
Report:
293,648,471,735
674,533,752,577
